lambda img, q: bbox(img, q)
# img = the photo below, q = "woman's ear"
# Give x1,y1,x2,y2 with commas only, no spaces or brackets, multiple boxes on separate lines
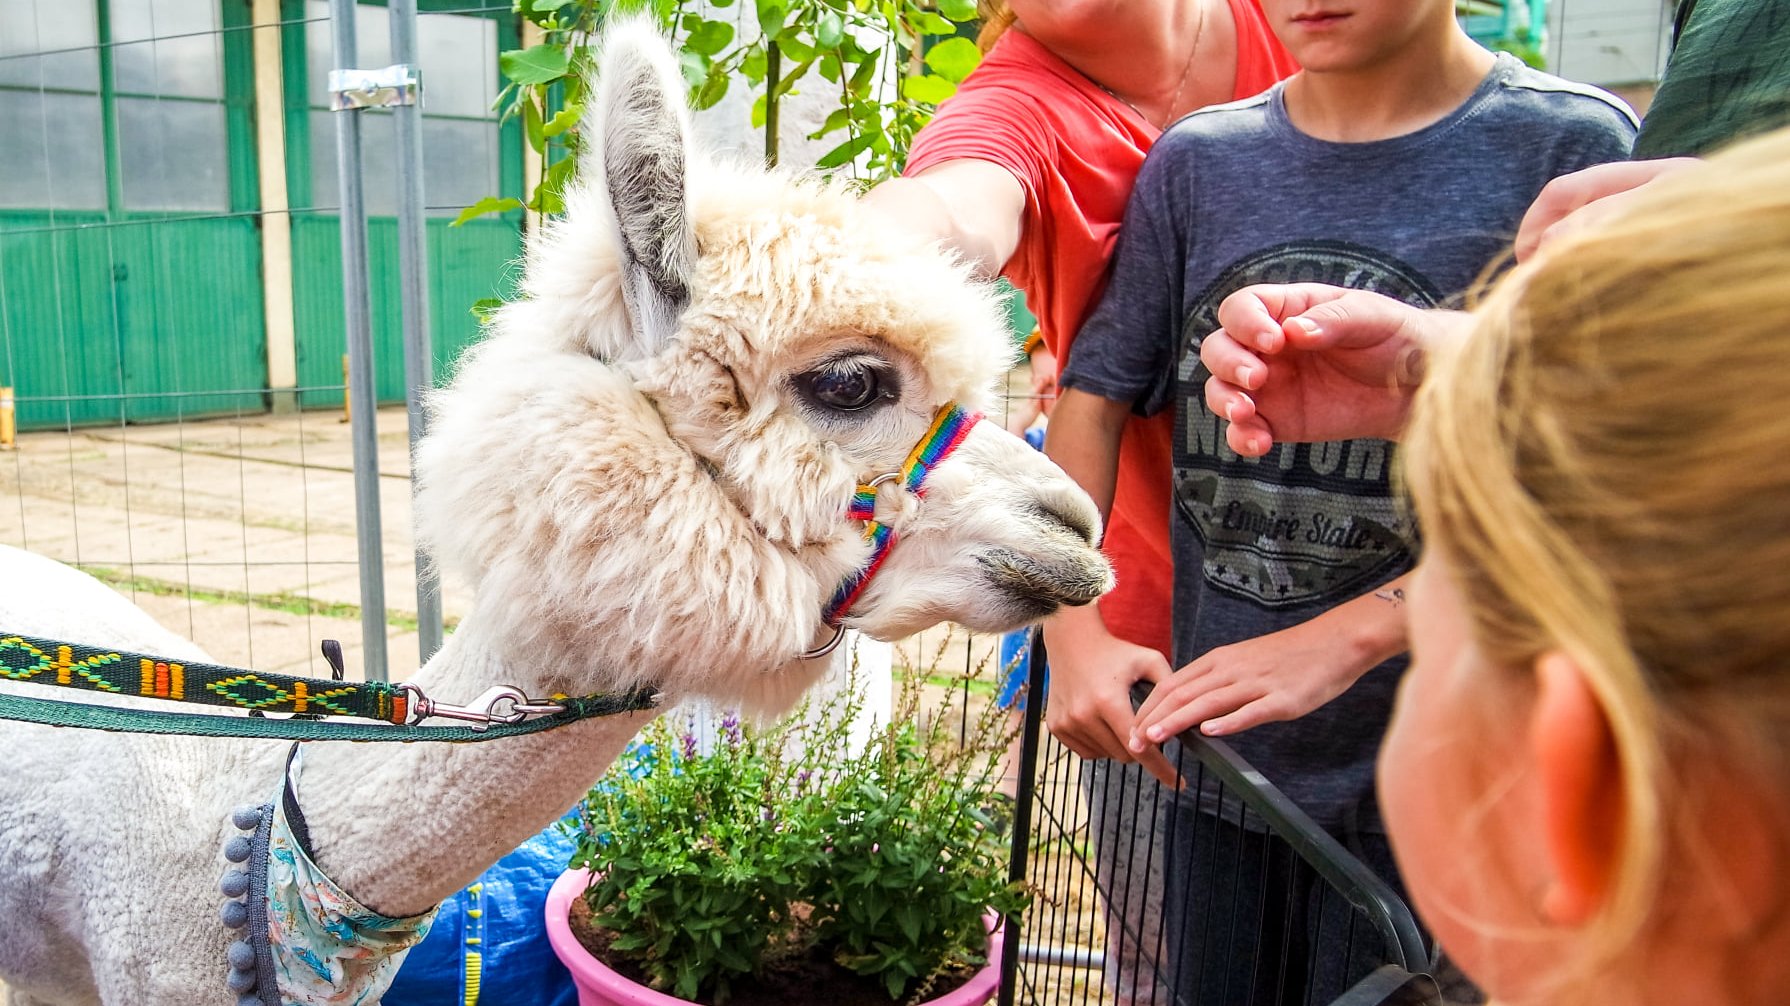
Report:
1532,650,1623,926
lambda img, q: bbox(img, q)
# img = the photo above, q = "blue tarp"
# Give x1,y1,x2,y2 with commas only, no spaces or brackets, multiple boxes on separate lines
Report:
384,820,579,1006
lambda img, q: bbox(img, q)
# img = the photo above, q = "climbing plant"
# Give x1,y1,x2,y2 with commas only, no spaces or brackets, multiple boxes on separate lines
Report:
455,0,982,228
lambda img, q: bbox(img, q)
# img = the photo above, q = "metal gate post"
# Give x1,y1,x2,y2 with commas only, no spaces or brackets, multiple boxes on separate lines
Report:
999,627,1050,1006
328,0,390,681
388,0,444,663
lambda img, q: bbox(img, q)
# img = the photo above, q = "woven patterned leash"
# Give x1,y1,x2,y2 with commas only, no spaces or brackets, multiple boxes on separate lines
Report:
0,632,660,742
821,403,982,625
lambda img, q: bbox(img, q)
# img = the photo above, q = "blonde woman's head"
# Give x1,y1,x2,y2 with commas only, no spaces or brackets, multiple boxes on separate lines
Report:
1382,126,1790,1006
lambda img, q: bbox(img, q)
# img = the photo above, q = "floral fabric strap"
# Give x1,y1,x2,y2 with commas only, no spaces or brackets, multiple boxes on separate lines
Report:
824,403,982,624
222,747,439,1006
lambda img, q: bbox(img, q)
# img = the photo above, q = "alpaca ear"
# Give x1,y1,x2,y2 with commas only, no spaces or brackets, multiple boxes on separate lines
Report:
590,17,697,359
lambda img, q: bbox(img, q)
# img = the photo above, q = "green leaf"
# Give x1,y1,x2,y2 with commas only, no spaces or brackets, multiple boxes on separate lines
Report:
521,96,546,152
808,106,851,138
677,49,708,87
694,69,730,109
529,156,576,215
775,34,815,62
914,10,953,34
815,130,876,169
541,101,582,138
686,19,735,55
816,10,845,48
450,196,523,228
755,0,787,39
741,46,767,83
498,44,569,86
901,74,955,104
937,0,976,21
923,36,981,83
770,57,814,98
750,93,768,129
468,296,505,322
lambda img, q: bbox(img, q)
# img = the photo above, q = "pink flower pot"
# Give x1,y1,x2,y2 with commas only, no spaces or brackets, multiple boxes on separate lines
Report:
545,868,1004,1006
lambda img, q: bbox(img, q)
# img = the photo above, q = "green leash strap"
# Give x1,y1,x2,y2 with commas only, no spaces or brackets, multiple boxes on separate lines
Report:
0,632,661,742
2,632,419,723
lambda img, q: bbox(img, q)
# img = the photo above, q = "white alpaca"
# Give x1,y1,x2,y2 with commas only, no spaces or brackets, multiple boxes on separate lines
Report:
0,21,1108,1006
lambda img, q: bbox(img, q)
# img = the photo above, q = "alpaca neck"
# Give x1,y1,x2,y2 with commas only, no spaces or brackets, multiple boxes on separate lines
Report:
289,617,655,918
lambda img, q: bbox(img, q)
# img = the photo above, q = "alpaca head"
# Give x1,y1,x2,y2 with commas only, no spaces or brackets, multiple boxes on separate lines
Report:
415,19,1110,703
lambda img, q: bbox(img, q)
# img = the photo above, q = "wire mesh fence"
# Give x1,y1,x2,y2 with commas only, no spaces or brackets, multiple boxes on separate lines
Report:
0,0,524,680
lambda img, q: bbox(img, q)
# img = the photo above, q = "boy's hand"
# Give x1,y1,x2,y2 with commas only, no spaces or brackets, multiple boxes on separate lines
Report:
1126,616,1375,745
1201,284,1462,456
1042,607,1181,788
1127,573,1413,745
1515,158,1700,262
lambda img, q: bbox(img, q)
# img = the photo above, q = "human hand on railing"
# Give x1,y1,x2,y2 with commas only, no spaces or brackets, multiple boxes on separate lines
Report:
1041,606,1180,788
1125,615,1379,746
1202,284,1465,457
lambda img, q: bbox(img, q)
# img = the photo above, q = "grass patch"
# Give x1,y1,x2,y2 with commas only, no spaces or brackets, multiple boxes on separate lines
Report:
892,666,1000,696
76,564,457,635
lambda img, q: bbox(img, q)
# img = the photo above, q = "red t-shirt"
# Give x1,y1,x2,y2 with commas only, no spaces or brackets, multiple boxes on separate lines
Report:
905,1,1297,657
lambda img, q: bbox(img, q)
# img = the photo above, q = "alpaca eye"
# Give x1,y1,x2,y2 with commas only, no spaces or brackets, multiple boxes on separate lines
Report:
797,358,896,414
812,369,877,410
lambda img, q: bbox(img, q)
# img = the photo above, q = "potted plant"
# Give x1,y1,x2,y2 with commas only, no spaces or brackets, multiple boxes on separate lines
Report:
545,670,1025,1006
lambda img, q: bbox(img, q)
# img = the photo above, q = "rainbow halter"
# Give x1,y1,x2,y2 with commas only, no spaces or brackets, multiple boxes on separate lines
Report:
805,403,982,657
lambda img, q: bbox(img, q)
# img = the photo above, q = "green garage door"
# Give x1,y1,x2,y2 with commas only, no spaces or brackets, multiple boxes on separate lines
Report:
0,0,264,429
282,0,523,407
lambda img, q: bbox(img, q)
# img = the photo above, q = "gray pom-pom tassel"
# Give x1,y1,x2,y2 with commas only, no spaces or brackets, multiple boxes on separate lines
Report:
223,835,252,863
226,939,255,971
219,899,249,929
226,967,256,994
231,806,262,831
220,870,250,899
238,994,262,1006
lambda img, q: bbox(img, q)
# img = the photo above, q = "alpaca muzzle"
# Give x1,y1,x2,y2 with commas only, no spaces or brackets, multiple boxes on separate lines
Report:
805,403,981,657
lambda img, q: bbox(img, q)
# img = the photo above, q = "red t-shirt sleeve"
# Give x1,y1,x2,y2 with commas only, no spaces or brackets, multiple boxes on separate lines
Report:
904,85,1055,209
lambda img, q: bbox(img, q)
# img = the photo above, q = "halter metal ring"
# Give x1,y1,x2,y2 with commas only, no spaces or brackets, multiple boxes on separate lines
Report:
800,623,848,661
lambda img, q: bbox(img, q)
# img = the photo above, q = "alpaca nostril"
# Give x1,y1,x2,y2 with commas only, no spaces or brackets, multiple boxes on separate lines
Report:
1031,500,1098,547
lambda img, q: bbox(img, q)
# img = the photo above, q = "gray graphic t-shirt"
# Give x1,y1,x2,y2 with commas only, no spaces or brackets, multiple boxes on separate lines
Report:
1062,54,1636,832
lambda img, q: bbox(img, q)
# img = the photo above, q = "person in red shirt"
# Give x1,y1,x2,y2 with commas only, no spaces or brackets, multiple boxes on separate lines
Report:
869,0,1294,781
862,5,1295,1003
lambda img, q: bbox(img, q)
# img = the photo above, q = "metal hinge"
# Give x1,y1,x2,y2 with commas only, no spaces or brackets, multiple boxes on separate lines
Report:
328,64,421,111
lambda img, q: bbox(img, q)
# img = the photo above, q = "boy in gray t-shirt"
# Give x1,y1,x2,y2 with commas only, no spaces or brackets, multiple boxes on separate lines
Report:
1051,2,1636,1001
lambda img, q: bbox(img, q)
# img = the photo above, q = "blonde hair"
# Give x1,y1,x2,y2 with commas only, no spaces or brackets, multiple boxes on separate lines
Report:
1403,126,1790,994
976,0,1016,50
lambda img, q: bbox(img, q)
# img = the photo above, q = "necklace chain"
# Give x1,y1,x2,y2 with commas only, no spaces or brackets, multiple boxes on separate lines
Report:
1108,0,1210,130
1159,0,1210,128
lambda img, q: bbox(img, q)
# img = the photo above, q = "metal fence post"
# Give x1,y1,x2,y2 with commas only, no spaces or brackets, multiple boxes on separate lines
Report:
328,0,390,682
999,627,1050,1006
388,0,444,663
